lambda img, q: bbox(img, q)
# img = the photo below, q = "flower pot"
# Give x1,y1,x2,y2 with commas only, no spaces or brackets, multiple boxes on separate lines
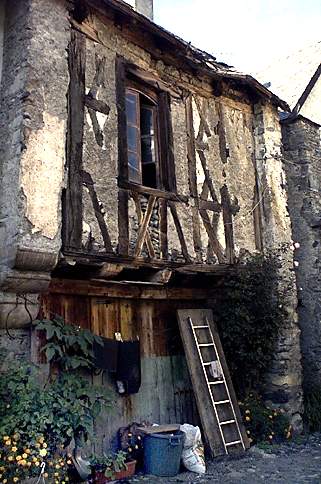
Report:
105,460,137,482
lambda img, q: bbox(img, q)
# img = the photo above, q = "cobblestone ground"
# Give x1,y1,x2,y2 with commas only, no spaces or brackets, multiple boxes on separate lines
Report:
129,433,321,484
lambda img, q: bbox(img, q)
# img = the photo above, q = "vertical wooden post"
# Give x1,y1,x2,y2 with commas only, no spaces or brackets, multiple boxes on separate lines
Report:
64,29,86,250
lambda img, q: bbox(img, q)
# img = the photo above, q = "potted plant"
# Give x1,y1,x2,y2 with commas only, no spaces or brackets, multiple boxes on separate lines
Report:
91,451,137,483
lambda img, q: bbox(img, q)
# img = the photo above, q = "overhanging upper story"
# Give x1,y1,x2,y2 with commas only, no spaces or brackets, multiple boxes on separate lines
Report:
0,0,292,293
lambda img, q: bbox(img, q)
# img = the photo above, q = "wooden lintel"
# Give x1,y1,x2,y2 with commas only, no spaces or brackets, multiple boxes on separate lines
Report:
49,278,211,300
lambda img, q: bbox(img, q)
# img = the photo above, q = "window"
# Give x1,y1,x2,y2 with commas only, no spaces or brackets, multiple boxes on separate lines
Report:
126,88,159,188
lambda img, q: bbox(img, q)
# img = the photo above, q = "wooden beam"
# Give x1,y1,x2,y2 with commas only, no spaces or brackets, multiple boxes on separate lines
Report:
220,185,235,264
217,101,228,164
119,180,188,203
134,196,157,257
49,278,211,300
168,201,192,263
85,94,110,115
64,29,86,250
199,209,226,264
81,170,113,253
118,189,129,256
197,149,220,206
185,94,198,198
132,192,156,259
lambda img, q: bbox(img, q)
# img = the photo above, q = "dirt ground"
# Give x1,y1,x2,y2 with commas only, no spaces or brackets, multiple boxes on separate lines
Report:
129,433,321,484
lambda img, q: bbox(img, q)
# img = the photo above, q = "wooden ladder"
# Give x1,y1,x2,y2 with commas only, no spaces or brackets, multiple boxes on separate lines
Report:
189,315,245,454
177,309,249,457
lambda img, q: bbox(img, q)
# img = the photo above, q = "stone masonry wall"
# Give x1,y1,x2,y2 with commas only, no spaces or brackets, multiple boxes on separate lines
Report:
282,117,321,389
254,103,303,430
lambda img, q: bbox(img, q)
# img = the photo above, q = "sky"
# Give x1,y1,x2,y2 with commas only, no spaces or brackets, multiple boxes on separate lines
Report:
126,0,321,74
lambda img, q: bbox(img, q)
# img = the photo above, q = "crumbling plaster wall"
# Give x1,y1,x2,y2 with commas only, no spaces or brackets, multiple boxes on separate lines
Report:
282,117,321,389
0,0,70,326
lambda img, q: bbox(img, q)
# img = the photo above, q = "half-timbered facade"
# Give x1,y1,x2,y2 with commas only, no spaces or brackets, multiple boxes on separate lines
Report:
0,0,303,446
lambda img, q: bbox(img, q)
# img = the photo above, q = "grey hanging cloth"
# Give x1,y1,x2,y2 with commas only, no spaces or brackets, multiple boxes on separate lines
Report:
93,337,119,372
116,340,141,394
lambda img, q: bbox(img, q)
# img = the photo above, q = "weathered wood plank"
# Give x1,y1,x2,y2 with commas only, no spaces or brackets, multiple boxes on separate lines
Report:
197,149,220,206
134,196,157,257
118,189,129,256
168,202,192,263
64,29,86,250
132,192,156,259
192,205,202,262
115,55,128,182
199,209,226,263
194,96,212,138
177,309,225,457
81,170,113,253
220,185,235,264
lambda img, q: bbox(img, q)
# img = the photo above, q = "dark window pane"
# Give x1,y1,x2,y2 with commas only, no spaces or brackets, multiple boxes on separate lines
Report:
141,135,156,164
127,125,139,152
141,106,154,136
128,151,140,171
126,92,138,125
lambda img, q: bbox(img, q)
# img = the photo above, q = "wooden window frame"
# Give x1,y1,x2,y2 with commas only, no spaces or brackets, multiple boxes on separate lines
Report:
116,57,177,194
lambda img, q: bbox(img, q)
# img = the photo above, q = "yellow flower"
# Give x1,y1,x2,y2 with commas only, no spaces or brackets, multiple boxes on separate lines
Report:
3,479,8,483
13,478,19,482
27,462,32,467
7,456,13,462
35,443,40,449
4,440,11,447
22,453,28,459
39,449,47,457
246,430,251,435
38,437,44,444
24,449,31,455
11,447,17,453
32,457,37,463
245,409,251,415
20,459,27,466
55,464,61,469
269,415,273,419
44,473,48,478
13,434,19,441
268,435,273,440
16,456,22,461
67,460,72,465
42,443,47,449
0,475,2,479
2,436,9,441
245,416,251,422
0,467,4,472
54,472,59,476
34,461,40,467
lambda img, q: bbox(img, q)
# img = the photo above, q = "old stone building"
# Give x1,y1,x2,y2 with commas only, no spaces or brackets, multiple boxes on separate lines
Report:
257,43,321,390
0,0,303,450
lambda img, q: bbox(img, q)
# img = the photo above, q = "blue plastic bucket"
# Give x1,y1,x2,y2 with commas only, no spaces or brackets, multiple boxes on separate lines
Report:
144,430,185,477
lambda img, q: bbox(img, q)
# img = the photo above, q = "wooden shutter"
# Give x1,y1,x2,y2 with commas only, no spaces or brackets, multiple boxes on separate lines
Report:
158,92,177,192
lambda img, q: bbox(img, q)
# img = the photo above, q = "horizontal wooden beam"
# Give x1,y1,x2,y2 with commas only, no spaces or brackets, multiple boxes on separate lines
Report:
119,180,188,203
85,94,110,115
49,278,212,300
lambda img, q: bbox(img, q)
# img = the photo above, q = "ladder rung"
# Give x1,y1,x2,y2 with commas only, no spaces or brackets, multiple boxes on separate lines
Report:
225,440,242,447
198,343,214,347
209,380,224,385
193,325,209,329
214,400,230,405
220,419,236,426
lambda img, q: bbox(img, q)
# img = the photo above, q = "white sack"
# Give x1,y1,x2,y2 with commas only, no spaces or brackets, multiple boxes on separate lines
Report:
180,424,206,474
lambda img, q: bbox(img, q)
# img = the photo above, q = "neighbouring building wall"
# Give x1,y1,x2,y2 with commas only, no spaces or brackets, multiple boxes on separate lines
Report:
253,103,303,430
0,1,5,85
300,74,321,126
282,116,321,390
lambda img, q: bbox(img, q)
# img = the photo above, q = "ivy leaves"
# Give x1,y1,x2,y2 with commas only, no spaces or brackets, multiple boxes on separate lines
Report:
34,316,103,370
